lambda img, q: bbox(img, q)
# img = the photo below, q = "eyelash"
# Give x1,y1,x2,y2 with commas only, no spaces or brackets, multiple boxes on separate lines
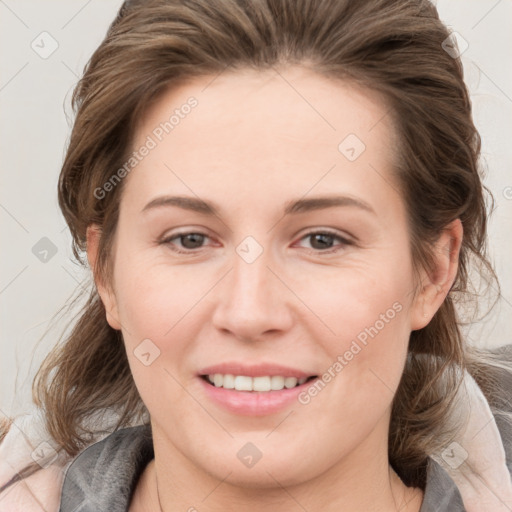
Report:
159,229,353,255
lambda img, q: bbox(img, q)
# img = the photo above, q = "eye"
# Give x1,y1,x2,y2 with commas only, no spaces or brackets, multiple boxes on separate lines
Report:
160,231,211,253
295,229,353,254
159,229,353,255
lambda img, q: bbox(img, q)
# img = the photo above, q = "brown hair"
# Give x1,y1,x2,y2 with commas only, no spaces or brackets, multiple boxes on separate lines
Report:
3,0,511,492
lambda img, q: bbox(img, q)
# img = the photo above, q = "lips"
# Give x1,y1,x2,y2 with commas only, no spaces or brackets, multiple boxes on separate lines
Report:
197,362,319,415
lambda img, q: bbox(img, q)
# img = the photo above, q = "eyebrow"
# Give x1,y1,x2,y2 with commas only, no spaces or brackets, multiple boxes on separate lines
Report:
141,194,376,216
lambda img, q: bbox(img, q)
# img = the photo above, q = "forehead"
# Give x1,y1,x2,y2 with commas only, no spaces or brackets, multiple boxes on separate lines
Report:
124,65,399,213
135,65,394,151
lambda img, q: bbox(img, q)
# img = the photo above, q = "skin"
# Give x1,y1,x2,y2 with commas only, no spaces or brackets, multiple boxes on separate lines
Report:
87,65,462,511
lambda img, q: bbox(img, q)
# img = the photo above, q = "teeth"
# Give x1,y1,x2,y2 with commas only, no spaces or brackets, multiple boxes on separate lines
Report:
284,377,298,389
270,376,284,389
234,375,252,391
253,376,271,392
223,374,235,389
207,374,309,391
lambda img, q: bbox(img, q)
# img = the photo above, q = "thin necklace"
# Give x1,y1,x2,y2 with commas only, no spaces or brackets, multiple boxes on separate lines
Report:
155,470,164,512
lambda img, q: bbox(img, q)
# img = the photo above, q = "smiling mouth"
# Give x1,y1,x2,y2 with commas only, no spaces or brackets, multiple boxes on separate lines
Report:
201,374,318,392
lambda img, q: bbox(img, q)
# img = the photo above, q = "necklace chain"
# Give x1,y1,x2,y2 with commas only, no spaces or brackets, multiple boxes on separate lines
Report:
155,469,164,512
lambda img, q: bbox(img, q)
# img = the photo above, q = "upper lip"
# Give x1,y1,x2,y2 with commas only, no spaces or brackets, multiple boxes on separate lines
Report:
198,362,316,379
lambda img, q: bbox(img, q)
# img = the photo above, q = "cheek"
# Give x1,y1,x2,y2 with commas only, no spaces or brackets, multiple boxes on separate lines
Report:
109,254,195,386
112,260,203,420
300,262,414,412
306,260,413,352
285,267,413,476
112,252,198,339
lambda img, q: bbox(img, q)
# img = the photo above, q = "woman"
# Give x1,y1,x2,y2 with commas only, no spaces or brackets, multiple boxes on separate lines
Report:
1,0,511,510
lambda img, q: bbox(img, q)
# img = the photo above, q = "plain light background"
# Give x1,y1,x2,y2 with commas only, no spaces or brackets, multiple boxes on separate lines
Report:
1,0,511,419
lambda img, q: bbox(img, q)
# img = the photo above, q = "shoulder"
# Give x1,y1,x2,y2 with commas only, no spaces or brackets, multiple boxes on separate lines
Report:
0,410,74,512
0,464,69,512
424,343,512,511
59,424,153,512
0,409,144,512
59,423,152,479
475,343,512,458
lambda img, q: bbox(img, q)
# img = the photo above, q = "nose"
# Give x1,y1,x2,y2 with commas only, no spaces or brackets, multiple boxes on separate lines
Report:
211,241,294,343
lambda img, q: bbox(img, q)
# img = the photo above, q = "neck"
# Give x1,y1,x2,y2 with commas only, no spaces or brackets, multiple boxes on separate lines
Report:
132,420,424,512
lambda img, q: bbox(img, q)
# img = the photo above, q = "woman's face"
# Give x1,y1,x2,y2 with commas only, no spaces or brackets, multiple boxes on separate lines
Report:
97,66,432,487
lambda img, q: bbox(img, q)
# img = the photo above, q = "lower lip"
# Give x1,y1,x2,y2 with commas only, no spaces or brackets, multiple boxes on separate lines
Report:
198,377,317,416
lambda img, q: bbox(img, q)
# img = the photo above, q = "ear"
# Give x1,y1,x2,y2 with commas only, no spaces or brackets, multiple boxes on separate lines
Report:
410,219,463,331
86,224,122,330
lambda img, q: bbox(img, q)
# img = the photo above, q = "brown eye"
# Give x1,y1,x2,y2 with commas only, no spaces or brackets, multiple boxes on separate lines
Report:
161,232,210,253
178,233,206,249
296,230,353,254
309,233,336,250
